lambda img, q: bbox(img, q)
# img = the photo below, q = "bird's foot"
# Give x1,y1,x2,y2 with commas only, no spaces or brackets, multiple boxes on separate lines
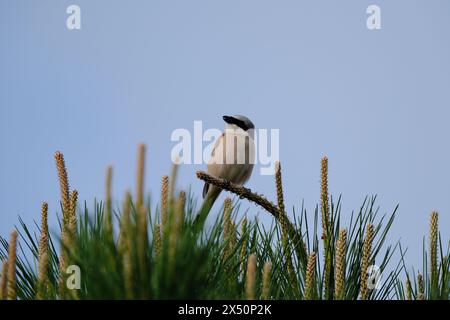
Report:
223,179,231,188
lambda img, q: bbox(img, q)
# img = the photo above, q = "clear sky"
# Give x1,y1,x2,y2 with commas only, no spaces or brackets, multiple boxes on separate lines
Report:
1,0,449,271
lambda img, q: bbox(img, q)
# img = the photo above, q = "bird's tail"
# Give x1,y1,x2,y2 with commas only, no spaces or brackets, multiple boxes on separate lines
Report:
195,185,221,229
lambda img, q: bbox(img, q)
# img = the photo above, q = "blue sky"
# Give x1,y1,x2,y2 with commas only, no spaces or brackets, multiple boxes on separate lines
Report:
1,0,449,271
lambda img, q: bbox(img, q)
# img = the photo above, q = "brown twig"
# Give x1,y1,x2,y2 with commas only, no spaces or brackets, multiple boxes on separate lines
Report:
196,171,307,265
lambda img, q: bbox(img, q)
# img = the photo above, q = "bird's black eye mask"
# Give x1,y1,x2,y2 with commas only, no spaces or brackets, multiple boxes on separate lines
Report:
223,115,249,131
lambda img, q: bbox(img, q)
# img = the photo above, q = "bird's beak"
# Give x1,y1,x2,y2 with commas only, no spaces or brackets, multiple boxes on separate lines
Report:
223,115,234,124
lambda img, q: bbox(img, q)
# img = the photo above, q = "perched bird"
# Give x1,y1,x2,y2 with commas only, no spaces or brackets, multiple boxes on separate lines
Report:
196,115,256,226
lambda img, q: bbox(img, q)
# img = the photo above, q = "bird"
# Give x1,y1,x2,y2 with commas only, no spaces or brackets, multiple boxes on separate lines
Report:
196,115,256,227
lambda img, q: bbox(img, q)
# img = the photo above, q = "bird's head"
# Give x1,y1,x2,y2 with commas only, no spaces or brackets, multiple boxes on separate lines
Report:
222,115,255,132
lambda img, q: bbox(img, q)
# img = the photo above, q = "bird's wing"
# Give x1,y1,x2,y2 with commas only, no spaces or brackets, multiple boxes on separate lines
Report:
203,132,224,198
208,132,225,166
210,132,224,159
